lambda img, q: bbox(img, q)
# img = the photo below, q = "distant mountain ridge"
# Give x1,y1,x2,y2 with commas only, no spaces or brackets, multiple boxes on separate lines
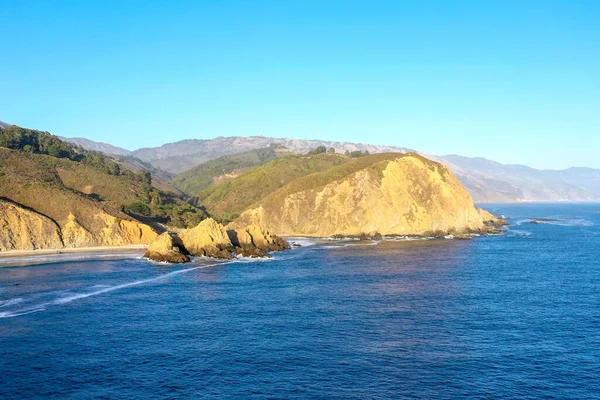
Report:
60,136,131,157
0,120,10,128
438,155,600,203
130,136,412,174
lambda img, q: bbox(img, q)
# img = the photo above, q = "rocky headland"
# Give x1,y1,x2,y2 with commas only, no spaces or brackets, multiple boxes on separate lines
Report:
230,153,507,238
144,218,290,263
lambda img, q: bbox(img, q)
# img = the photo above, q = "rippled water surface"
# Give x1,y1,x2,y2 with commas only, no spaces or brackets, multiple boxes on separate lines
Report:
1,203,599,399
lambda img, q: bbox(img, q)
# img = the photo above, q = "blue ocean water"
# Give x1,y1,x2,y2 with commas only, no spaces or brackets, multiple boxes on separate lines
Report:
1,203,599,399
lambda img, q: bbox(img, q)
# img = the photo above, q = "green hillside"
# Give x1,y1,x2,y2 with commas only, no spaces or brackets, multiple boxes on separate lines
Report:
256,152,409,208
171,147,281,195
0,125,206,229
194,152,349,221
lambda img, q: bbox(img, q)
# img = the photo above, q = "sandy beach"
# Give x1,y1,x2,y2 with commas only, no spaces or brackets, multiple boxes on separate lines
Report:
0,245,148,259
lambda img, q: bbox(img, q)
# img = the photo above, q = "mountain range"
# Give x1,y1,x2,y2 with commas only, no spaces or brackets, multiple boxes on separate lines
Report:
57,135,600,203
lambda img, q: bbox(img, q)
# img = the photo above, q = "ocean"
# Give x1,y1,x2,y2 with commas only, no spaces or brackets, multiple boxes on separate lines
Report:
1,203,599,399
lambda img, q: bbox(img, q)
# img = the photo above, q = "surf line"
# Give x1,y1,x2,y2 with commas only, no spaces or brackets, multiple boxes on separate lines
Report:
0,262,226,319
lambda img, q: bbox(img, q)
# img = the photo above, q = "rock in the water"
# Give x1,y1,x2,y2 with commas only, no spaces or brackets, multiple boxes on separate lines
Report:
144,232,190,263
180,218,234,259
477,208,509,226
227,224,290,257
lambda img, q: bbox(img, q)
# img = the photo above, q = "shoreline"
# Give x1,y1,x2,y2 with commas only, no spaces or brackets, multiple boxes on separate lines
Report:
0,245,148,259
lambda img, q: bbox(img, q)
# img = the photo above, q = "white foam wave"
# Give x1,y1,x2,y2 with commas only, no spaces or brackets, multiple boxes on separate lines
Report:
0,252,143,267
0,298,24,308
233,255,275,263
0,263,228,319
507,229,532,237
286,237,320,247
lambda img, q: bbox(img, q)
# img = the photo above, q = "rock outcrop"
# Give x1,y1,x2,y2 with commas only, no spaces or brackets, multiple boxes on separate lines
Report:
227,224,290,257
144,232,190,263
477,208,509,227
0,200,64,251
231,154,499,237
180,218,234,258
144,219,290,262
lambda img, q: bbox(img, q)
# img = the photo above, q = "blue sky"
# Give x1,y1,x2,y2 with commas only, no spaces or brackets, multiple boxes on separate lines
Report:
1,0,599,169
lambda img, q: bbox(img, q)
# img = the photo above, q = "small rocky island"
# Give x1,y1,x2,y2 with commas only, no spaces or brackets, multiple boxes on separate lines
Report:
144,218,290,263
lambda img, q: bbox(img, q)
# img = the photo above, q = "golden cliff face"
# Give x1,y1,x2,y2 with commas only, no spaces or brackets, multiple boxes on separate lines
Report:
0,200,63,251
0,199,157,251
61,213,158,248
232,155,486,237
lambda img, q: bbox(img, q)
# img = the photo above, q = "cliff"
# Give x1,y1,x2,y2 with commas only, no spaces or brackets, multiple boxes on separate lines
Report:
231,153,491,237
0,200,63,251
0,199,157,251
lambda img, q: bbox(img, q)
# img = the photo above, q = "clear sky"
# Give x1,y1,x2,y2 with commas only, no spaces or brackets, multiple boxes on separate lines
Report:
1,0,599,169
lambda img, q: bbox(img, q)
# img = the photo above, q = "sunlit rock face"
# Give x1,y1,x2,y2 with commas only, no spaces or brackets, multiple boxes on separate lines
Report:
232,154,491,237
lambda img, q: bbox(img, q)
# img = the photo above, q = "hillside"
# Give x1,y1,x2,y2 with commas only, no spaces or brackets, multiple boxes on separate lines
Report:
0,120,9,128
194,152,351,221
0,125,208,250
60,136,131,156
130,136,410,174
230,153,490,237
0,147,157,249
171,147,284,195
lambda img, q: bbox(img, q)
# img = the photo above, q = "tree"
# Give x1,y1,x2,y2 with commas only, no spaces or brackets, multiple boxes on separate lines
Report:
327,147,335,154
308,146,327,155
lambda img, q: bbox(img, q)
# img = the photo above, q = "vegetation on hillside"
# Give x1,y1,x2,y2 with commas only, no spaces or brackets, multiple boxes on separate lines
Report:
0,125,123,175
171,147,280,195
0,126,207,229
344,149,370,158
256,153,406,208
193,152,348,222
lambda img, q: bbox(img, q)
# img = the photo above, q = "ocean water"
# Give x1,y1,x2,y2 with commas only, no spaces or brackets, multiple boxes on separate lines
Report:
1,203,599,399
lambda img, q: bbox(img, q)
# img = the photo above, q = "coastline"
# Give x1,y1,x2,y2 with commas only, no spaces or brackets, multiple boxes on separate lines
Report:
0,245,148,259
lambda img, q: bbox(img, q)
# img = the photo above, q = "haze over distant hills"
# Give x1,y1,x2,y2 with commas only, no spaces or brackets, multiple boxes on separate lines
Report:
59,136,132,157
129,137,411,174
437,155,600,203
2,118,596,204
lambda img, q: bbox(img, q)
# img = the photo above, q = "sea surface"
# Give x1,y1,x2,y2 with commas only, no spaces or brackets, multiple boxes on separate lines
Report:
1,203,599,399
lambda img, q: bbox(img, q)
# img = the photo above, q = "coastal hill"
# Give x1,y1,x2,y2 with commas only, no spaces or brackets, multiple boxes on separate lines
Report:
226,152,491,237
171,146,287,195
60,134,600,203
193,150,352,221
0,125,207,251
